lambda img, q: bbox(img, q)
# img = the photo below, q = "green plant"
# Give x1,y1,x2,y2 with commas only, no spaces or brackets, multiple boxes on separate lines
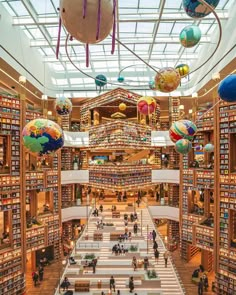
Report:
129,245,138,252
105,223,114,226
147,269,157,279
84,253,95,260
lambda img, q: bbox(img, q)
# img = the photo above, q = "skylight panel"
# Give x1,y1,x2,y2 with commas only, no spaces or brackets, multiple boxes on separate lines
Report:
139,0,160,9
9,1,30,16
28,28,44,39
2,2,16,16
30,0,55,14
46,26,60,38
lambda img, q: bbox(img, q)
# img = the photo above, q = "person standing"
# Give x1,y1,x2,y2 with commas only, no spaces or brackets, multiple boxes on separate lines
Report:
99,204,103,212
129,276,134,293
110,275,115,292
152,230,157,241
38,265,44,281
198,278,204,295
163,250,169,268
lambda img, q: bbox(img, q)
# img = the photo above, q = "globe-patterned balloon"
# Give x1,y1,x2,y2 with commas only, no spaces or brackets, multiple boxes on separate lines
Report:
175,139,192,154
169,120,197,143
179,25,201,48
218,75,236,103
183,0,220,18
175,64,190,78
155,68,181,93
22,119,64,157
55,97,72,116
137,97,156,115
95,74,107,87
60,0,114,44
204,143,214,153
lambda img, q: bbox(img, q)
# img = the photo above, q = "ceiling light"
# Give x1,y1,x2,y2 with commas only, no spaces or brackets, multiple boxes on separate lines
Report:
192,92,198,98
19,76,26,84
41,94,48,100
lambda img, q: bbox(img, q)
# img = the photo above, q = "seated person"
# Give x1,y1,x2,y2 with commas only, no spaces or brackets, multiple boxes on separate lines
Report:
69,257,76,265
43,204,50,213
192,268,200,278
31,216,39,225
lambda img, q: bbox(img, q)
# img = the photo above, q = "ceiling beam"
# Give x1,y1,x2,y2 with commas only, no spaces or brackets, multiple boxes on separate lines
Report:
30,36,212,47
12,13,228,26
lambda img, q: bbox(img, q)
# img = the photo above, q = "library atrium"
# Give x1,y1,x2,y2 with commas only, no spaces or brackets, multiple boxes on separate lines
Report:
0,0,236,294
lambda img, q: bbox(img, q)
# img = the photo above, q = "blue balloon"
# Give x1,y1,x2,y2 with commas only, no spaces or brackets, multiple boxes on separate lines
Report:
183,0,220,19
218,75,236,103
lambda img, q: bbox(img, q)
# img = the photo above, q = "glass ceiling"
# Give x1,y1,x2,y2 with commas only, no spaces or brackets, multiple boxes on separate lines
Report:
0,0,234,97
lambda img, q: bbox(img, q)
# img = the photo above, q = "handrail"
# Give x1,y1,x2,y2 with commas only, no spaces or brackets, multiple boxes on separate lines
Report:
147,206,186,294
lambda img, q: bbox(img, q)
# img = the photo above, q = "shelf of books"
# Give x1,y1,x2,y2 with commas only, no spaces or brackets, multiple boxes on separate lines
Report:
216,101,236,294
62,184,74,207
0,95,24,295
192,224,214,252
26,225,46,252
89,164,152,190
89,120,151,150
168,184,179,207
61,147,73,170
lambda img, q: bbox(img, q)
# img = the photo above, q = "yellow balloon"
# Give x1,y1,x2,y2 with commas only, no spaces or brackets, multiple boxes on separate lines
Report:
119,103,127,111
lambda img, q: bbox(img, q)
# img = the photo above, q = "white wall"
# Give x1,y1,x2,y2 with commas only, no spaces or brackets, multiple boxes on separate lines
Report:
152,169,180,184
61,170,89,184
149,206,179,221
62,206,90,222
63,131,89,147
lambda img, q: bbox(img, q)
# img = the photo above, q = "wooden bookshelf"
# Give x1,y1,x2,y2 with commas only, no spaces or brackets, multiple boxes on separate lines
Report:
0,95,25,295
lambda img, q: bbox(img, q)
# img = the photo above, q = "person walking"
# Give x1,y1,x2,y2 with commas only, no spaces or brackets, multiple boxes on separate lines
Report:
99,204,103,212
129,276,134,293
152,230,157,241
32,271,39,287
61,277,70,291
203,274,209,291
143,257,149,271
153,240,158,250
133,223,138,235
154,248,160,261
132,256,137,271
198,278,204,295
110,275,115,292
38,265,44,281
163,250,169,268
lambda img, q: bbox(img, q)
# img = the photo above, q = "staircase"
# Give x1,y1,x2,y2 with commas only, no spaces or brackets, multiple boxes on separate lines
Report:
57,205,185,295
